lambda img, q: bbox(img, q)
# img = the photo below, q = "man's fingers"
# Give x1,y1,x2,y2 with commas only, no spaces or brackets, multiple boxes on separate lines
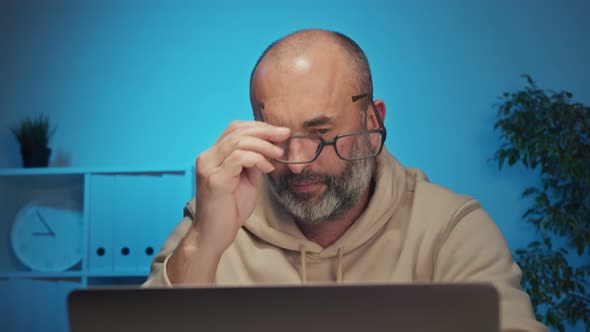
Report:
215,120,256,143
214,135,283,166
204,150,272,194
199,135,283,173
220,150,276,177
216,120,289,143
197,120,290,175
224,123,291,144
245,167,262,187
200,124,289,170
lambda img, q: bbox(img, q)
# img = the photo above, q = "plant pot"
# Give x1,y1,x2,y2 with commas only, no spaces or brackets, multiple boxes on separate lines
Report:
20,146,51,168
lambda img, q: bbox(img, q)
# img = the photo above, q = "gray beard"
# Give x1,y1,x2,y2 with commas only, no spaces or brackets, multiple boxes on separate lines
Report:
266,156,375,225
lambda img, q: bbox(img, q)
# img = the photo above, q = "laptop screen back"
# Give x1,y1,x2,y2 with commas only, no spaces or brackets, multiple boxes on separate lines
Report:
68,283,499,332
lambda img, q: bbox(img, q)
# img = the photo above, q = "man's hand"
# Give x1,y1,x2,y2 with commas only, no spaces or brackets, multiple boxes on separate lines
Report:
167,120,290,284
194,120,290,252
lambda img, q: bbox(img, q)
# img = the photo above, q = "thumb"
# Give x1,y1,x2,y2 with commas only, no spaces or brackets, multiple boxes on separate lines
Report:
245,167,263,186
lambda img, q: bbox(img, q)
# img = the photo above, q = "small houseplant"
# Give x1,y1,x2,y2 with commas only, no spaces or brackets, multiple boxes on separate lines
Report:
492,75,589,331
11,114,57,168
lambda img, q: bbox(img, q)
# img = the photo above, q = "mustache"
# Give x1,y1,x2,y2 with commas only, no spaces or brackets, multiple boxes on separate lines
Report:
276,169,334,190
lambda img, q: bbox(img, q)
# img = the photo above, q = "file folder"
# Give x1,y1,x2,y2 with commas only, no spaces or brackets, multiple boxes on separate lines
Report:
88,174,115,273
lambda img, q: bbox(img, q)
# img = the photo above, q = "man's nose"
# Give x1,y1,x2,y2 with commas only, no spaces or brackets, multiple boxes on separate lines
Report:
287,163,307,174
285,139,311,174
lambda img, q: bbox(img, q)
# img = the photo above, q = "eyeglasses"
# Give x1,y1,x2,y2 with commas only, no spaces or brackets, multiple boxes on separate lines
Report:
255,93,387,164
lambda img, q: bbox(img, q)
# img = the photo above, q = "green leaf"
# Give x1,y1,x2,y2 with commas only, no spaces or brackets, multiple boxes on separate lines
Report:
529,241,541,248
522,187,540,198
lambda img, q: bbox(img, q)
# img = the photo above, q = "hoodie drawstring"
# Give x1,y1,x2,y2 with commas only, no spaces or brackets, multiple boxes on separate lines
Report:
336,247,344,284
299,244,308,284
299,245,345,284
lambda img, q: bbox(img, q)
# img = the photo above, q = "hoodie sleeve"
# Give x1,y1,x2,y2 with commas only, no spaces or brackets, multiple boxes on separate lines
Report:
433,205,549,332
142,202,194,287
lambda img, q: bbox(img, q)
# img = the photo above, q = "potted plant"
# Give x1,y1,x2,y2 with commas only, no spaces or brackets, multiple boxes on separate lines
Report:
11,114,57,168
492,75,589,331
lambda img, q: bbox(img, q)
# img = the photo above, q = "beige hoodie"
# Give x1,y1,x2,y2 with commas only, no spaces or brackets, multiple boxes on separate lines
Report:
144,148,548,332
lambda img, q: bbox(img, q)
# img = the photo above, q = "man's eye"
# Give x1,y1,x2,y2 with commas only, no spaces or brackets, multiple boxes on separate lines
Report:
315,129,330,135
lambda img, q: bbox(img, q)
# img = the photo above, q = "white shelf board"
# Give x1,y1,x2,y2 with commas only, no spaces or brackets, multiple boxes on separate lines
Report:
0,165,191,176
86,270,149,278
0,270,84,278
0,270,148,278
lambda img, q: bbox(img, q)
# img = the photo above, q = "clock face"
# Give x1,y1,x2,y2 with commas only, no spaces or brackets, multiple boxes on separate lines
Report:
10,199,83,272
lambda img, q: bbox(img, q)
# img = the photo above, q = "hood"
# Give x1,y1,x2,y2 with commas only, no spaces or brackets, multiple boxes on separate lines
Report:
244,147,423,259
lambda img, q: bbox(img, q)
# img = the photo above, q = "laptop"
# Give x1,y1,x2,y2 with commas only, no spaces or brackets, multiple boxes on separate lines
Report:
68,283,499,332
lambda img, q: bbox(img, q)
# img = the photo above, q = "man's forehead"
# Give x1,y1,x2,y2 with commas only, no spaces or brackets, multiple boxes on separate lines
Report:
252,63,355,117
253,64,350,100
256,94,362,131
259,99,337,125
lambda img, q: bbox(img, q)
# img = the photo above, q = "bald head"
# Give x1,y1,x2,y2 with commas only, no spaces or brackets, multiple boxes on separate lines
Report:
249,29,373,111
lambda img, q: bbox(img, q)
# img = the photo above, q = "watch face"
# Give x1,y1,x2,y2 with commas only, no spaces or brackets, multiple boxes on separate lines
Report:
10,198,83,272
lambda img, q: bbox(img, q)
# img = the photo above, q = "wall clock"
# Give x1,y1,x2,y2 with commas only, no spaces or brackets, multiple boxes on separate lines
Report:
10,197,83,272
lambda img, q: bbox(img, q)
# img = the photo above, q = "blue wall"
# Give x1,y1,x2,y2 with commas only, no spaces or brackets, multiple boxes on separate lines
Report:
1,0,589,331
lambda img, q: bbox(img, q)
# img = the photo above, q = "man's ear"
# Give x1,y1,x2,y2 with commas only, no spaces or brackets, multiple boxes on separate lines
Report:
368,99,386,129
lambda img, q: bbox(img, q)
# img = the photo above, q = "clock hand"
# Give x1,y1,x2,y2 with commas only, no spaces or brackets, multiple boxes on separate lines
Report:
36,209,55,237
32,232,54,236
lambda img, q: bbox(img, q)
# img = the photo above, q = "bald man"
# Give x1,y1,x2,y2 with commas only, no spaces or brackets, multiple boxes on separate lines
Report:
144,29,547,332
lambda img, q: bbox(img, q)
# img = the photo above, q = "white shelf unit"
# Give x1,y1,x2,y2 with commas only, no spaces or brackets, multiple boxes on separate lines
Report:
0,166,193,286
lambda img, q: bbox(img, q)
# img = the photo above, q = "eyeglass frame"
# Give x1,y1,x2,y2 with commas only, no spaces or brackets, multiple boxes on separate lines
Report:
254,93,387,164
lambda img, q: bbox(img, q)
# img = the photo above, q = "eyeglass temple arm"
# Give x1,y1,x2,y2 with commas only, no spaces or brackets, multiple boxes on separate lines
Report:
352,93,386,130
254,105,265,121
